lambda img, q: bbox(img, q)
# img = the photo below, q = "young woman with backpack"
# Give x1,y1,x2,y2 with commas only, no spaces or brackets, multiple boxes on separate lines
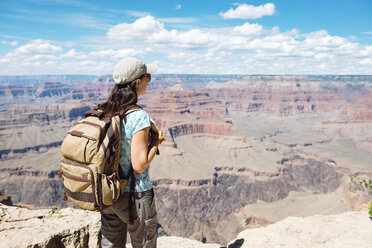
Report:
98,57,162,248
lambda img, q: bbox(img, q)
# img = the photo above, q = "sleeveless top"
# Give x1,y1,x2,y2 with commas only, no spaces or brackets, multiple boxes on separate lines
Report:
119,110,153,192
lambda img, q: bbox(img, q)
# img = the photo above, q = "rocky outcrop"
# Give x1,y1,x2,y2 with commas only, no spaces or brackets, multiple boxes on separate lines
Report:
0,203,223,248
1,203,370,248
228,208,372,248
0,204,101,248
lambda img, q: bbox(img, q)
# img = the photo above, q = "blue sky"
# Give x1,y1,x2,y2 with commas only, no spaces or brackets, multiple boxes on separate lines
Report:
0,0,371,75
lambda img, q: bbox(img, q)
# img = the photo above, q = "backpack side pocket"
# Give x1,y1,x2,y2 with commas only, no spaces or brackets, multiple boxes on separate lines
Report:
61,159,97,211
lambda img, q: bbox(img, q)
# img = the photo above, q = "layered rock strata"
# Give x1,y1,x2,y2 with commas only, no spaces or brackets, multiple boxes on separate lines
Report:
154,157,345,244
1,75,372,246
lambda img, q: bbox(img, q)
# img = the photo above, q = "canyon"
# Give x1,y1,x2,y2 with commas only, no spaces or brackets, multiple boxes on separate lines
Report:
0,75,371,245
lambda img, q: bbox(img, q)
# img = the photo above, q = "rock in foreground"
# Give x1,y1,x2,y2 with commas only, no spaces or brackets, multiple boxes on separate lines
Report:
0,203,371,248
0,204,101,248
229,207,372,248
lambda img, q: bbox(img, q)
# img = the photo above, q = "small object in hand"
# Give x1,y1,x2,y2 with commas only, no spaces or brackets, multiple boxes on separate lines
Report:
158,134,166,144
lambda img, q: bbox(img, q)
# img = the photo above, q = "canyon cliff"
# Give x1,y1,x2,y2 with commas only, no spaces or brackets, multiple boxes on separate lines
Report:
0,75,371,244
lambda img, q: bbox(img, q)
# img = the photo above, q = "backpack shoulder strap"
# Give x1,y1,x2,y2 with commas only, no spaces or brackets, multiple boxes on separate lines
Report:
84,109,105,119
125,106,143,116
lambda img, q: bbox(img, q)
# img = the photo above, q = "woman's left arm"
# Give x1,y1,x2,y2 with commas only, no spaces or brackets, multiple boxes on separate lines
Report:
131,127,160,173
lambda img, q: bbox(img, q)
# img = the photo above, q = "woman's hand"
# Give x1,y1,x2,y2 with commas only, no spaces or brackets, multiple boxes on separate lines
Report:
150,119,165,144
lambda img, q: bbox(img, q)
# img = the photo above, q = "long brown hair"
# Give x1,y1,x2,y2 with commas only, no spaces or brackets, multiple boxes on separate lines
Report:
98,80,138,119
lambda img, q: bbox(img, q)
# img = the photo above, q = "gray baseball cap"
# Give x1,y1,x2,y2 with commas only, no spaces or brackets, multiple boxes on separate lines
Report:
113,57,158,85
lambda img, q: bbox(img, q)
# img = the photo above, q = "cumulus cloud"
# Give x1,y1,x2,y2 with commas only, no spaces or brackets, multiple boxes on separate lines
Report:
61,49,83,59
149,28,218,48
360,58,372,65
360,45,372,56
303,30,348,48
107,16,217,48
1,15,371,75
107,16,164,40
220,3,275,20
233,23,263,36
175,4,182,10
60,48,145,61
1,40,18,46
10,39,62,56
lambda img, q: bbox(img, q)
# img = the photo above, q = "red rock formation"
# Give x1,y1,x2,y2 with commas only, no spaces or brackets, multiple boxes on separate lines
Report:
340,93,372,121
0,85,34,97
35,82,71,97
142,89,231,137
351,93,372,121
199,88,343,115
168,122,234,139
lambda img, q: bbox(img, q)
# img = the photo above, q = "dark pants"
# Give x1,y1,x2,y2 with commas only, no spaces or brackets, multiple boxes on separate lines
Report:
100,189,157,248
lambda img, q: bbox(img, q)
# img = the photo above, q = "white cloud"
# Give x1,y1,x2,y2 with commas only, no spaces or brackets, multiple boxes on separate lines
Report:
149,28,218,48
314,53,334,60
1,15,372,75
168,52,188,60
233,23,263,36
220,3,275,20
61,49,83,59
31,54,58,60
1,40,18,46
107,16,164,40
10,39,62,56
360,45,372,56
126,10,151,18
88,48,144,59
360,58,372,65
303,30,348,48
176,4,182,10
60,48,145,61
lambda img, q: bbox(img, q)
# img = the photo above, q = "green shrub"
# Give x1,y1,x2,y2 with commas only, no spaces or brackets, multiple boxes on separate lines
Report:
350,175,372,218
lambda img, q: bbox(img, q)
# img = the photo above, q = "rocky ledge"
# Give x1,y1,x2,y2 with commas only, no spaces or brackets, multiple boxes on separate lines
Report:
0,204,371,248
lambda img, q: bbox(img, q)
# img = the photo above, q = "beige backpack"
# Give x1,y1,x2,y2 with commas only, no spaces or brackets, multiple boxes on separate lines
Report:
59,109,134,211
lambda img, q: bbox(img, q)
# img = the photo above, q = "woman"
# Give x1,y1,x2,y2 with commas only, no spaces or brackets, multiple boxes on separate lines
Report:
98,57,162,248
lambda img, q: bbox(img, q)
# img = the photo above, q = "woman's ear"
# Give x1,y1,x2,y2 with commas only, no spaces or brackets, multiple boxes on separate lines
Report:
135,79,141,89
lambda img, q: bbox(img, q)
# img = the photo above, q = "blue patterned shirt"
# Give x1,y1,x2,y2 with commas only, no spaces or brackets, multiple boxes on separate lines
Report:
119,110,153,192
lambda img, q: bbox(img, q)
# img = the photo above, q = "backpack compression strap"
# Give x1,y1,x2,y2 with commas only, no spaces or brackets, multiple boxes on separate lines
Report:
121,106,142,224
